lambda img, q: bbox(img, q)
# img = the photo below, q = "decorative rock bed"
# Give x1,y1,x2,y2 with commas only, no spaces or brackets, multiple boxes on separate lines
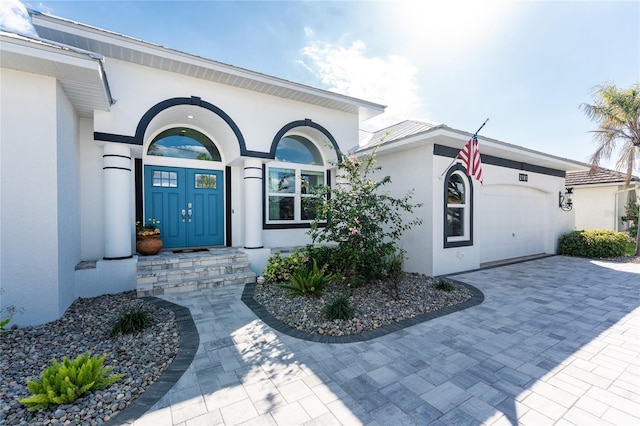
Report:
0,291,179,426
253,273,473,337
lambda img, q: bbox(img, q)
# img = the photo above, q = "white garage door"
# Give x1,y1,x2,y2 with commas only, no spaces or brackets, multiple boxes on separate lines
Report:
477,186,548,264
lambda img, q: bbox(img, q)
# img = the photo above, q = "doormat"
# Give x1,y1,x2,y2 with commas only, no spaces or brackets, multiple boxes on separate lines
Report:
172,248,209,254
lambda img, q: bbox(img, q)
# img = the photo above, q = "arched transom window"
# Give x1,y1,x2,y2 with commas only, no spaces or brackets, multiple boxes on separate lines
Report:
267,135,325,225
147,128,221,161
444,165,473,247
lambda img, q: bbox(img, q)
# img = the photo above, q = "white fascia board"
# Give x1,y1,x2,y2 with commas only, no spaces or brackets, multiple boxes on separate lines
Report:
30,12,385,118
1,33,111,111
0,32,103,69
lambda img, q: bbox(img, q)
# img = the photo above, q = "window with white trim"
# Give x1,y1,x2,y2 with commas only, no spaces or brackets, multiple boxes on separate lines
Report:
266,135,325,225
444,166,473,247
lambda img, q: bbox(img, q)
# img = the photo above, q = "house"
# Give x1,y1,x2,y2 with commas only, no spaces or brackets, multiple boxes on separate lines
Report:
357,120,587,276
566,167,640,233
0,9,384,326
1,9,588,327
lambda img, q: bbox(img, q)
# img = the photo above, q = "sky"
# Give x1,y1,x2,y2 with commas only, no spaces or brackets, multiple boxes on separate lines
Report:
2,0,639,169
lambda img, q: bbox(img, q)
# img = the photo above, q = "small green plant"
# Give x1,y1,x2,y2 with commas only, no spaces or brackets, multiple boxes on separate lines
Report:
0,291,23,330
624,197,638,238
434,278,455,292
558,229,629,258
279,259,334,296
110,306,152,337
19,352,124,411
323,296,354,321
263,250,310,284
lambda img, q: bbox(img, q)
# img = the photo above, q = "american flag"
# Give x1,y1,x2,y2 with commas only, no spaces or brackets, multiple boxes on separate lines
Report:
458,135,483,184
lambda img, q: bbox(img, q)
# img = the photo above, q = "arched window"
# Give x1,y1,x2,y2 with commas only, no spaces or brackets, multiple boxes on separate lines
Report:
444,165,473,247
275,135,323,165
267,135,325,225
147,128,221,161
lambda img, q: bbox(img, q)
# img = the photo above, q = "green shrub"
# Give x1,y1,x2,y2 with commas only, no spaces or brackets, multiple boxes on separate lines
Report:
434,278,455,292
20,352,124,411
558,229,629,258
263,250,310,284
279,259,334,296
110,305,152,337
323,296,354,321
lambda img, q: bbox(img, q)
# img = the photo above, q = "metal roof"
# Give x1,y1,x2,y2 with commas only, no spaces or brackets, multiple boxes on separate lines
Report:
356,120,587,172
28,9,385,122
358,119,440,150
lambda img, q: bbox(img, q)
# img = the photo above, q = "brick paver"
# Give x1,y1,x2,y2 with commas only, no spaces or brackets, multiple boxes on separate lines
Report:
128,256,639,425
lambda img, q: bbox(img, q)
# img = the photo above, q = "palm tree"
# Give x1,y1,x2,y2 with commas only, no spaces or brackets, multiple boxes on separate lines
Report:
580,82,640,254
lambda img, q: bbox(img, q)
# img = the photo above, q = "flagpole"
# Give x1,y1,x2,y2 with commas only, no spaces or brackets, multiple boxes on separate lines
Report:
440,118,490,177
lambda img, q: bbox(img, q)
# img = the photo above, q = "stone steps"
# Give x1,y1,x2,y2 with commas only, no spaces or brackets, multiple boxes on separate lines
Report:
136,248,256,296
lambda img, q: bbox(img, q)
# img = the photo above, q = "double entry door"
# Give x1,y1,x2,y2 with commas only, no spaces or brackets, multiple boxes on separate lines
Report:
144,166,224,248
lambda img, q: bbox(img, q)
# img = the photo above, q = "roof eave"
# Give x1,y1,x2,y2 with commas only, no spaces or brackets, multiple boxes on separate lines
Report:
0,31,112,116
29,9,385,122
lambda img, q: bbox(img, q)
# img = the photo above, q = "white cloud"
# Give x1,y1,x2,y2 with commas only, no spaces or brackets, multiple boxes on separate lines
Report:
300,40,425,130
0,0,38,38
303,26,314,37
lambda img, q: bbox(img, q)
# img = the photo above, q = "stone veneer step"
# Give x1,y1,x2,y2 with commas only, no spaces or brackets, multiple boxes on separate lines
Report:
136,248,256,297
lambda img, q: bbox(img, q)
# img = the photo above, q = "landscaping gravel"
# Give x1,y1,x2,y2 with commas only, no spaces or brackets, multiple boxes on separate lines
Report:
254,273,473,336
0,292,179,426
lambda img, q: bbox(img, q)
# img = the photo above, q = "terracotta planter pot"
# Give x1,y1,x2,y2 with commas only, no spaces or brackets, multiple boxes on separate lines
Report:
136,235,163,255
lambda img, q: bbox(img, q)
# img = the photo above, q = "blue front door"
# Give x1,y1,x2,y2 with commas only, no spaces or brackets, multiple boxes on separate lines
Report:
144,166,224,248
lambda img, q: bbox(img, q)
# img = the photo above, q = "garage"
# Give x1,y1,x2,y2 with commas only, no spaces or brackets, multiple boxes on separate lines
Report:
477,185,550,264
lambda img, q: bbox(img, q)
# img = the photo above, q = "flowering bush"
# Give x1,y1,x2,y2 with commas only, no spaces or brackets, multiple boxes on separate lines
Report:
136,218,161,237
308,142,422,284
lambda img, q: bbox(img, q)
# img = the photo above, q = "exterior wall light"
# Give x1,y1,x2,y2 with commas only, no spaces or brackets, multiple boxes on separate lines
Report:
559,187,573,211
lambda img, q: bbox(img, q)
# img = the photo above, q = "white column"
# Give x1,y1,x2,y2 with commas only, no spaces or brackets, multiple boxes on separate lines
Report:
103,143,132,259
244,158,263,248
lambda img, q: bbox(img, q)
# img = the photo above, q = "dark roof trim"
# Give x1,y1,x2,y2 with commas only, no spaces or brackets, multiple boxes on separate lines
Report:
434,144,566,178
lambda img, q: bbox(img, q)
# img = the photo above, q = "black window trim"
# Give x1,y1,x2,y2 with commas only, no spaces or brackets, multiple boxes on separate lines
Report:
444,163,474,248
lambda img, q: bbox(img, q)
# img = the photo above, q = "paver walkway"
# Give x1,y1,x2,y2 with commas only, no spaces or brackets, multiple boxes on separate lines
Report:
130,256,639,425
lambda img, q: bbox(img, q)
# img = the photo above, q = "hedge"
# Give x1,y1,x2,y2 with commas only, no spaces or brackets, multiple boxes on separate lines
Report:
557,229,629,258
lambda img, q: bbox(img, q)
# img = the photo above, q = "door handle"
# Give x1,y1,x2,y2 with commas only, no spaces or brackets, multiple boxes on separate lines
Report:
181,209,186,222
188,209,192,222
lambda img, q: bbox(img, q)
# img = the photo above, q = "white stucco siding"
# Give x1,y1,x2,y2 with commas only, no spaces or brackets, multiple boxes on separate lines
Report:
572,185,619,231
0,69,60,326
78,119,105,260
94,60,359,157
372,145,434,276
432,155,481,276
55,81,81,315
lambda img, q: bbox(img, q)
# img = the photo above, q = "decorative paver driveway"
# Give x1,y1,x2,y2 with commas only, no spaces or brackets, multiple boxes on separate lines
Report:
127,256,639,425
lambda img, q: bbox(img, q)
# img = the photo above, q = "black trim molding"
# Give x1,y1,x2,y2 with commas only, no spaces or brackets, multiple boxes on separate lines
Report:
225,166,232,247
103,166,131,172
444,164,474,249
270,119,342,163
103,255,133,260
94,96,246,153
434,144,566,178
102,154,131,160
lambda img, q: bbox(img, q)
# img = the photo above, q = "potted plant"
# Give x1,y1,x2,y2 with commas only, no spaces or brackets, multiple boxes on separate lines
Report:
136,218,163,255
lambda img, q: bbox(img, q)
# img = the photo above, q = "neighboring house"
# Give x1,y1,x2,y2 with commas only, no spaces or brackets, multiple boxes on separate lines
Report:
357,120,587,276
566,167,640,233
1,10,384,326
